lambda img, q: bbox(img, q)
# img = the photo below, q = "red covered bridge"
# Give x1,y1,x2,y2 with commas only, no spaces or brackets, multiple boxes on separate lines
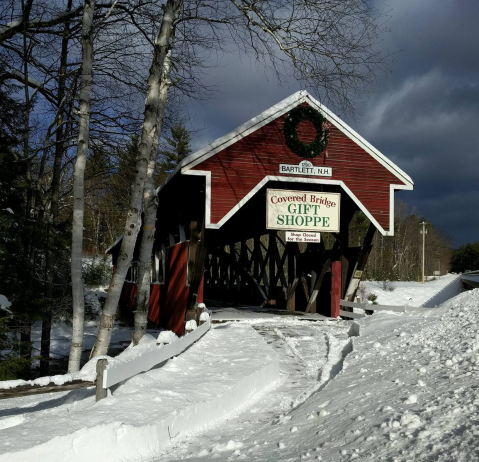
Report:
108,90,413,335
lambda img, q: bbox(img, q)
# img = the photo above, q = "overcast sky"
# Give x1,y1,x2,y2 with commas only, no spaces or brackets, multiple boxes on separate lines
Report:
184,0,479,247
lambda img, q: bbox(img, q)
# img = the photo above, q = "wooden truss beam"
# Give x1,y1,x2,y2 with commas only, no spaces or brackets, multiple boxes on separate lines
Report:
344,222,376,301
186,220,207,311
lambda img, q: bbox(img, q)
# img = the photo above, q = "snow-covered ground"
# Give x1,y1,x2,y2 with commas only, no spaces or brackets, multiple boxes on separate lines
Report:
1,283,479,462
153,290,479,462
210,306,332,321
28,286,162,373
361,274,459,307
0,323,281,461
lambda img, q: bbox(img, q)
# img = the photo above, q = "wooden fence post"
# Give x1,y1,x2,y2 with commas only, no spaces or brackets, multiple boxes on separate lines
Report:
96,359,108,402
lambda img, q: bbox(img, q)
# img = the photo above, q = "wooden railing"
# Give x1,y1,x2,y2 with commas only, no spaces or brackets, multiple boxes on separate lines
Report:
339,300,431,319
0,319,211,402
96,318,211,401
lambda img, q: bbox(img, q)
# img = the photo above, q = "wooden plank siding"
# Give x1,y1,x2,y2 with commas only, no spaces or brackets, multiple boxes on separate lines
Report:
190,103,404,232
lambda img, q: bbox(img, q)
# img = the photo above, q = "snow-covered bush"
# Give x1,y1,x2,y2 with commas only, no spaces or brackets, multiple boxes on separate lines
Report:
357,284,367,301
380,279,396,292
357,284,378,305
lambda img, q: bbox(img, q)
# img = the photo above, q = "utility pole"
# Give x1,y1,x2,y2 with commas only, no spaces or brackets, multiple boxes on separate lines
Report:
420,221,428,283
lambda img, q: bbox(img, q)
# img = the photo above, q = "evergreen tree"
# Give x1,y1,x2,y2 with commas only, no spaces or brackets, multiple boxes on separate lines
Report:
159,125,192,176
451,242,479,272
113,135,141,209
0,84,34,378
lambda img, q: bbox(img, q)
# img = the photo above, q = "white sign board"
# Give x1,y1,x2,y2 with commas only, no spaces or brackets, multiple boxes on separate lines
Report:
279,160,332,177
266,189,340,232
285,231,321,243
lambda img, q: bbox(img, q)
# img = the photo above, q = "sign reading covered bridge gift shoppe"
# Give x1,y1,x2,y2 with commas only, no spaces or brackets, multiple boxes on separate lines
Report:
266,189,340,232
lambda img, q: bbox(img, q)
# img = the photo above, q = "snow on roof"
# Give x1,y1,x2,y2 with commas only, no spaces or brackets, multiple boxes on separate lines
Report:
105,234,123,254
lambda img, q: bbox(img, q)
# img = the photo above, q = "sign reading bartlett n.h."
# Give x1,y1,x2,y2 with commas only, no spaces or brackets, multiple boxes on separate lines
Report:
279,160,332,177
267,189,340,232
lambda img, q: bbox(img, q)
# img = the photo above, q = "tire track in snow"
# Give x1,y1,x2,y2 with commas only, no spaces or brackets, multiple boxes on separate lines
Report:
288,327,351,412
155,319,351,461
273,327,308,364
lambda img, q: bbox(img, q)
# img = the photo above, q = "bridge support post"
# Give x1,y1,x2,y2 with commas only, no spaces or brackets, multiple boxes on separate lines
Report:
331,261,342,318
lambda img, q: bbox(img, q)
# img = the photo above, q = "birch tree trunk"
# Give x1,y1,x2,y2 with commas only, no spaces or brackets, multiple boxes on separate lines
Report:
68,0,96,373
41,0,73,376
133,45,174,345
90,0,182,357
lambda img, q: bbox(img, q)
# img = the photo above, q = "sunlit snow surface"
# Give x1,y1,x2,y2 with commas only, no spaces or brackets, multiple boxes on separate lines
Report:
361,274,458,307
2,287,479,461
0,323,281,461
154,290,479,462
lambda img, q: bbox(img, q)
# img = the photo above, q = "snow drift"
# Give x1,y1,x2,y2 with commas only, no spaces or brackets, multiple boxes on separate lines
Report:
0,324,279,462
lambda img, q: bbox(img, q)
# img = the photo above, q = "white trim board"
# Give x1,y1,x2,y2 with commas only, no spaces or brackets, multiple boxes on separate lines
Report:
157,90,413,193
183,171,412,236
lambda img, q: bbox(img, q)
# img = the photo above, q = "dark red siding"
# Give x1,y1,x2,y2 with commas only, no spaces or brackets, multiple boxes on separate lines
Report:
159,242,189,336
119,242,204,337
119,283,164,317
191,104,405,231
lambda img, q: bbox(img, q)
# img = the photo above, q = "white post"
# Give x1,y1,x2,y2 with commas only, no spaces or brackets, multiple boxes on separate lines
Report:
420,221,427,284
95,359,108,402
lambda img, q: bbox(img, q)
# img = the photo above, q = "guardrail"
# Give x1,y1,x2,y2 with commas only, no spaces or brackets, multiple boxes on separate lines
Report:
96,318,211,401
0,319,211,401
339,300,430,319
420,274,463,308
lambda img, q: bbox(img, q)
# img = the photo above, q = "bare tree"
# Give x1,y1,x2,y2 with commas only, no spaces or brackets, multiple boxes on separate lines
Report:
363,201,452,281
171,0,386,113
91,0,182,357
68,0,97,373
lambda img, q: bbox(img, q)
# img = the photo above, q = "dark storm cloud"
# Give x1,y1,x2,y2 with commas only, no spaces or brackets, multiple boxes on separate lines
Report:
185,0,479,246
351,0,479,245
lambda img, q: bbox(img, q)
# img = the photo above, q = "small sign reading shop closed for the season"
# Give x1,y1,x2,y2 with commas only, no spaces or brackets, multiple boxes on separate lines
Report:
285,231,321,243
266,189,340,232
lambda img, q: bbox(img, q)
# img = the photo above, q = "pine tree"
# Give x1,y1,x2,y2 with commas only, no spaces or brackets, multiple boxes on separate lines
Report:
159,125,192,174
451,242,479,272
0,84,35,378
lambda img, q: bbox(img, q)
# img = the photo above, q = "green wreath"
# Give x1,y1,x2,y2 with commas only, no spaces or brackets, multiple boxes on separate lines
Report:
283,106,330,159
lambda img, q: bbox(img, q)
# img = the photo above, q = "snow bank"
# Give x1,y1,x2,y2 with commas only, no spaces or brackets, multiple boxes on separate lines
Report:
421,273,463,307
176,289,479,462
0,324,279,462
362,274,458,307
